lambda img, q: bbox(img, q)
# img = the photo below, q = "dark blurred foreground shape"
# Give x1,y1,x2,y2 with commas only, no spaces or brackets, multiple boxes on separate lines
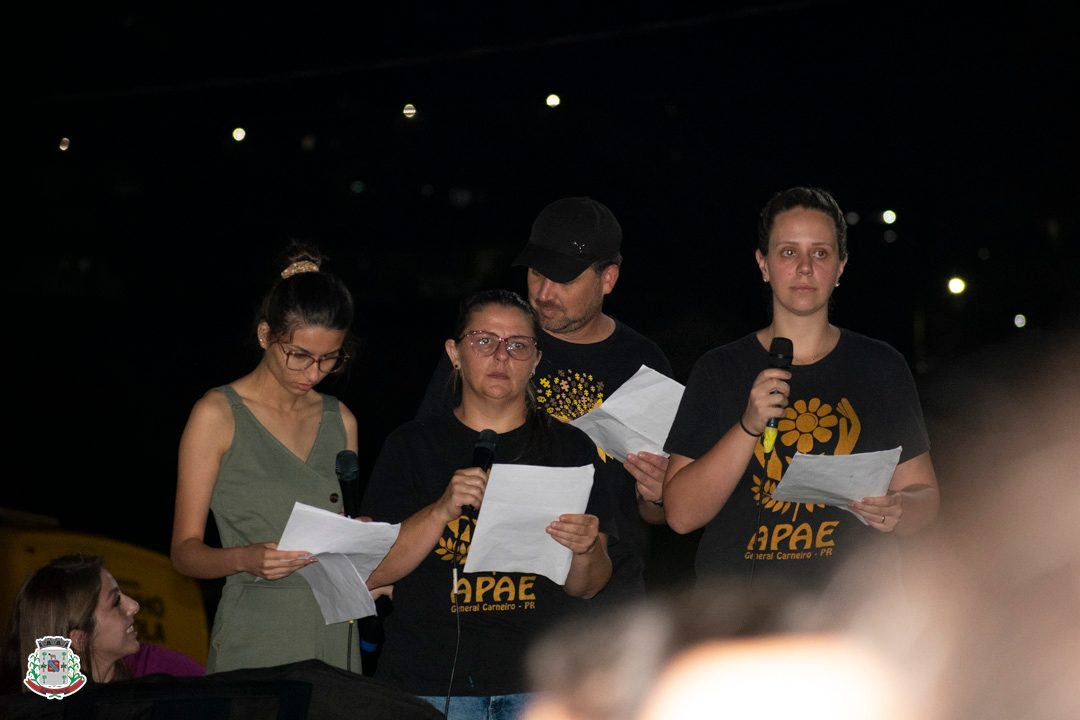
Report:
0,658,444,720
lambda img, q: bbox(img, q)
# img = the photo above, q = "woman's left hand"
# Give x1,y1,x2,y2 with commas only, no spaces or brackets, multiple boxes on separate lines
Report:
546,513,600,555
849,491,903,533
370,584,394,600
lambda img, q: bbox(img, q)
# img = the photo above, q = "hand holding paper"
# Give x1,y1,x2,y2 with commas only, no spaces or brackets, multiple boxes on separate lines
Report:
277,502,400,624
625,450,669,505
545,511,600,556
463,463,593,584
769,447,902,524
569,364,684,462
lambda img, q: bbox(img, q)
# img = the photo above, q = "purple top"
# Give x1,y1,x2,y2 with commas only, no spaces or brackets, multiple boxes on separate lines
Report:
123,643,206,678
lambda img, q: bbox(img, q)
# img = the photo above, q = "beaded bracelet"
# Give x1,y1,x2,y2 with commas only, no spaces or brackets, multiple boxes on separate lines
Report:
739,418,763,437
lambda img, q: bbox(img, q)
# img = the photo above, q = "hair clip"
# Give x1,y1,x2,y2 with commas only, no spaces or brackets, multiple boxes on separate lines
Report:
281,260,320,279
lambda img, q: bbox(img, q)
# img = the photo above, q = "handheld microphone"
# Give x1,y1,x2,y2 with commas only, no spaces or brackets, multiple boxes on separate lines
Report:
761,337,793,454
335,449,361,519
463,429,497,519
335,448,365,673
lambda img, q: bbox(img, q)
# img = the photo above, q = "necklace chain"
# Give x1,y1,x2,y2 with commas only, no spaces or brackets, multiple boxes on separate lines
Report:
783,327,836,365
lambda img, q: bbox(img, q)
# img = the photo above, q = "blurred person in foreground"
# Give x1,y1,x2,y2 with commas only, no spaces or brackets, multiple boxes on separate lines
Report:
891,325,1080,719
521,574,915,720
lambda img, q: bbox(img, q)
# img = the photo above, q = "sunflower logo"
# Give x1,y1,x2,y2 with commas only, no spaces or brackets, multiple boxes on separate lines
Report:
778,398,839,453
434,515,474,566
747,395,862,523
751,470,788,514
750,451,821,520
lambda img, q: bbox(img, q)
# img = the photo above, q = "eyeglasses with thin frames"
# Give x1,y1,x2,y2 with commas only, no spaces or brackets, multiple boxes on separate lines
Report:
459,330,538,360
276,343,349,374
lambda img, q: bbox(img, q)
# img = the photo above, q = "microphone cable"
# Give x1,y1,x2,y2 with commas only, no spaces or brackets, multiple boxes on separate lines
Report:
749,494,764,588
444,430,495,713
444,523,470,717
346,619,354,673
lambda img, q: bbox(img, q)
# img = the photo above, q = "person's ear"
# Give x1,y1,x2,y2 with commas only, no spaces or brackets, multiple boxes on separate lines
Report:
69,629,88,654
600,264,620,295
755,249,769,282
257,322,271,349
445,338,461,369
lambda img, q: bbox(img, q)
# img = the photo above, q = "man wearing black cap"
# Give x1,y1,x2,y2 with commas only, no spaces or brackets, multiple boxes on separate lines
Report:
415,196,673,608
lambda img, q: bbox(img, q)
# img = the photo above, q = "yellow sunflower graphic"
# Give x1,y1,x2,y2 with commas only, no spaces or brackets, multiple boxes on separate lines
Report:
751,456,820,520
751,471,789,514
778,398,839,453
751,442,820,520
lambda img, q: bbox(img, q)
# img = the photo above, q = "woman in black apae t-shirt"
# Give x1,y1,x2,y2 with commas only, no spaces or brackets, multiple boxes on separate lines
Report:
663,187,940,589
363,289,612,720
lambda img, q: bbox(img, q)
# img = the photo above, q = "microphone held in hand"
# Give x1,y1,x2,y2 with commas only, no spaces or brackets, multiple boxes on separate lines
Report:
335,449,361,519
472,429,497,474
463,429,497,519
762,337,793,454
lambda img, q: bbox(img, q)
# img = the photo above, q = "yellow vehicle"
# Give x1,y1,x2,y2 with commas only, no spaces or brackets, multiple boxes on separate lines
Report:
0,509,209,666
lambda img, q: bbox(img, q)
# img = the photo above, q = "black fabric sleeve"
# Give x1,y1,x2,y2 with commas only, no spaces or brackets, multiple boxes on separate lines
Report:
882,353,932,463
614,320,673,379
645,344,673,379
587,454,620,540
664,351,733,460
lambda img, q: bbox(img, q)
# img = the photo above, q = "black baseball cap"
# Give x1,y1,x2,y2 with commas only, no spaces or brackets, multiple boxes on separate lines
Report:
512,197,622,283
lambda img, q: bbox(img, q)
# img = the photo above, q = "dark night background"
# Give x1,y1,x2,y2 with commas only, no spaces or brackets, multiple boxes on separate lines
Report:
4,3,1078,589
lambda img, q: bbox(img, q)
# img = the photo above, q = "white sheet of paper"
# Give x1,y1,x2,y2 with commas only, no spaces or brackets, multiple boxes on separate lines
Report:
296,554,373,624
569,364,684,462
770,447,902,523
463,463,593,585
277,502,400,624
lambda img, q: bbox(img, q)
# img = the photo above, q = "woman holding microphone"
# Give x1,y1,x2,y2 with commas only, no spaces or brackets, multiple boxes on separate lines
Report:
362,289,613,720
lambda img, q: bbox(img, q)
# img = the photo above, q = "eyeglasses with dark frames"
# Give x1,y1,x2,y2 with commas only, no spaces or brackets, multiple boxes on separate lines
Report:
276,343,349,374
459,331,538,360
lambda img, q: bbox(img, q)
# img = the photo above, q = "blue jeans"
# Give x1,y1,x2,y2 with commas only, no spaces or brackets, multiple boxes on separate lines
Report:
418,693,535,720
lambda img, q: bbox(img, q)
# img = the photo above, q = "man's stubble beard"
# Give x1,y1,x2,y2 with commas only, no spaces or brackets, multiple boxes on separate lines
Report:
532,297,603,337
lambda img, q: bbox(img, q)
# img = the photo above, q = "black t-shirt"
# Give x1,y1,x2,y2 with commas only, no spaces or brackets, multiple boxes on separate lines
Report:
360,413,615,696
414,318,673,606
664,329,930,589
